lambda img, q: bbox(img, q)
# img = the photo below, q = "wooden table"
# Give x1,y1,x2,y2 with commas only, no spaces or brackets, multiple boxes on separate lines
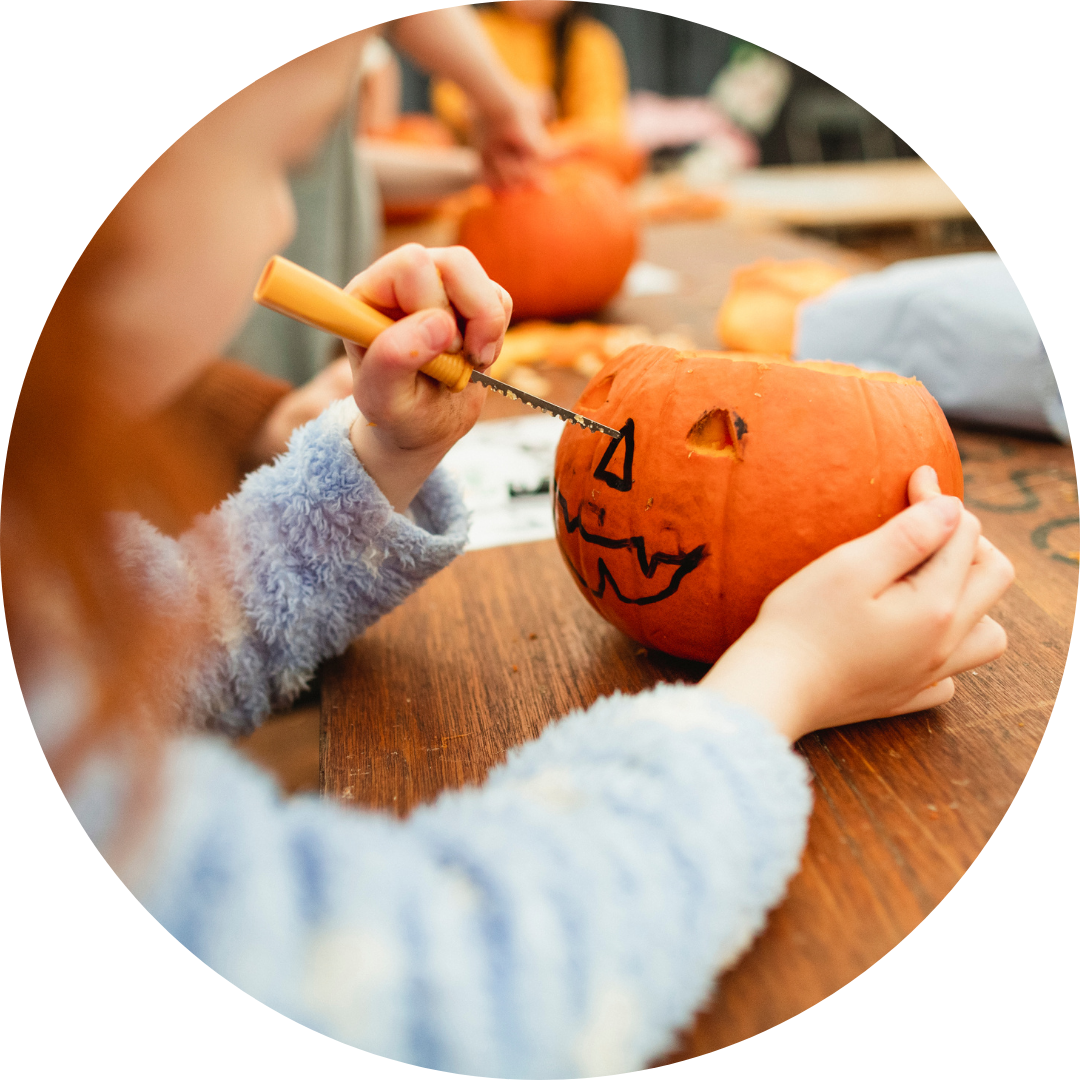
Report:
320,219,1077,1060
725,159,969,229
601,216,879,349
719,159,988,263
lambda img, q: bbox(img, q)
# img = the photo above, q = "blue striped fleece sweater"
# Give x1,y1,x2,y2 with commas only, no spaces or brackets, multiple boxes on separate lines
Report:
33,399,812,1078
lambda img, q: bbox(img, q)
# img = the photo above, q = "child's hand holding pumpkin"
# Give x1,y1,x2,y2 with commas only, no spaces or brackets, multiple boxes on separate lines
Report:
702,466,1015,743
343,243,512,514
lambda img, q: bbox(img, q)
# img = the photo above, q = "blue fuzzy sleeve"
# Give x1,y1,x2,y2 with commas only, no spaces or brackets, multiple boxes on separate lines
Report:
124,683,810,1078
113,398,468,734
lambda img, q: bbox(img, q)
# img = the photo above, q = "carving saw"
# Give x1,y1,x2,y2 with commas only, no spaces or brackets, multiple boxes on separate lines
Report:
254,256,621,440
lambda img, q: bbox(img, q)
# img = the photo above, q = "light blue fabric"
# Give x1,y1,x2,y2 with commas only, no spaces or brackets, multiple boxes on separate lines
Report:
51,399,812,1078
794,252,1069,442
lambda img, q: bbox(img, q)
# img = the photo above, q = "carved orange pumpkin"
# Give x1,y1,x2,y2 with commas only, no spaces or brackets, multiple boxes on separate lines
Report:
458,162,639,320
716,258,850,354
554,345,964,663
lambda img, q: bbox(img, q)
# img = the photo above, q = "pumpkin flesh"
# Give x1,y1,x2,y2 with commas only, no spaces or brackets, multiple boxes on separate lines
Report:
716,258,850,354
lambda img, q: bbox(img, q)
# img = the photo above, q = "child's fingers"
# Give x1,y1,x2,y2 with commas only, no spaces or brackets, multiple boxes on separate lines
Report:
888,514,1012,670
482,282,514,370
843,495,964,595
901,507,982,606
886,678,956,716
939,539,1015,653
426,246,511,369
349,243,455,324
931,615,1008,681
346,245,509,370
349,245,467,361
907,465,942,504
494,281,514,326
882,618,1005,719
902,521,1013,663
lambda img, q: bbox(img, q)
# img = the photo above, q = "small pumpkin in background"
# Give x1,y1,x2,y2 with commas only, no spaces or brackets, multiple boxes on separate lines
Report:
458,162,639,320
716,258,850,354
554,344,963,663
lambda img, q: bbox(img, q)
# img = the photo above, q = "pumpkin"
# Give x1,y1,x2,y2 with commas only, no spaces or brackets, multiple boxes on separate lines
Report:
457,162,639,320
716,258,850,354
554,345,964,663
546,119,648,185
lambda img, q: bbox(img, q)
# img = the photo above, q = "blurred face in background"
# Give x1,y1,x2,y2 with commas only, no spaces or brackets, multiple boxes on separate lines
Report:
87,32,371,415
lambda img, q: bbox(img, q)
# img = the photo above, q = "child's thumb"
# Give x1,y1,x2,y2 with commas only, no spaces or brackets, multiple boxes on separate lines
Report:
851,496,963,593
907,464,942,504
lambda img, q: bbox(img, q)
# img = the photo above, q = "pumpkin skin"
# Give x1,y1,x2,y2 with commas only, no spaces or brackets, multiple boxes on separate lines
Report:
546,119,648,185
554,345,964,663
716,258,850,354
457,162,639,320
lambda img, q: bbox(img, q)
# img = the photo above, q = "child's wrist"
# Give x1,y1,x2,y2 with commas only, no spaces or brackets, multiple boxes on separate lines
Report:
701,628,825,744
349,417,448,516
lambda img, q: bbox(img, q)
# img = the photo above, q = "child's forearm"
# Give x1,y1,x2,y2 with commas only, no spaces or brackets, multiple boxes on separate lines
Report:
200,401,466,731
701,628,818,744
128,683,810,1076
388,8,521,122
112,400,468,735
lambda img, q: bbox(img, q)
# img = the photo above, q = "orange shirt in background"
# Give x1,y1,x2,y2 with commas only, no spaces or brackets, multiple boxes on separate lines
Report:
432,8,629,142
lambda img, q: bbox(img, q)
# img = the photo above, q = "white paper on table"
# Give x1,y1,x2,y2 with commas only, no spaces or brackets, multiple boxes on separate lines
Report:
619,260,681,298
440,414,566,550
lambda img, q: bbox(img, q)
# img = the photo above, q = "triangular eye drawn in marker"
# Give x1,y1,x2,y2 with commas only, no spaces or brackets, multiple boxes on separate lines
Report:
593,419,635,492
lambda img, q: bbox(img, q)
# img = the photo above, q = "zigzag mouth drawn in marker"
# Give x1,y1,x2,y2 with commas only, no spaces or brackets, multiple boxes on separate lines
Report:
555,418,707,604
555,484,707,605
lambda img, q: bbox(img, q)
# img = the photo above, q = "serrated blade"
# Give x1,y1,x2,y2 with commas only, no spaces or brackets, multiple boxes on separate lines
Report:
469,369,622,440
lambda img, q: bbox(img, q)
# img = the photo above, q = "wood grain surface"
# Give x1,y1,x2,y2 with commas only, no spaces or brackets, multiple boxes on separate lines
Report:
321,426,1075,1059
601,217,880,349
726,159,969,228
319,218,1076,1061
658,428,1077,1059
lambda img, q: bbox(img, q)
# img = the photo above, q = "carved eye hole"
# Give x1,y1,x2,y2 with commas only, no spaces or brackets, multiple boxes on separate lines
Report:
686,409,747,460
579,372,616,409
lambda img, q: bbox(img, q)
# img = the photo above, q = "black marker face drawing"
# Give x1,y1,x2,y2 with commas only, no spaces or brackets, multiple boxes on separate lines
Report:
555,419,708,605
592,417,635,491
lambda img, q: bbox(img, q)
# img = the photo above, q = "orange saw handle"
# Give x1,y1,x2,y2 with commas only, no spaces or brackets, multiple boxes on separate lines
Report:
253,255,473,393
